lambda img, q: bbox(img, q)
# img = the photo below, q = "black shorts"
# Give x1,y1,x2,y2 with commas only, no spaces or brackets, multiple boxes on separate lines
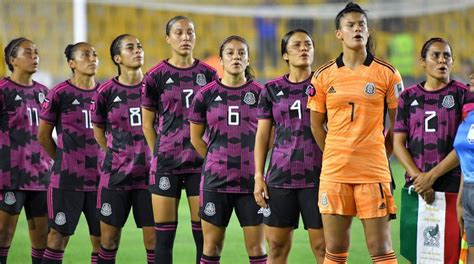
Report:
263,187,323,230
0,190,47,219
199,190,263,228
148,173,200,198
97,188,154,228
47,188,100,236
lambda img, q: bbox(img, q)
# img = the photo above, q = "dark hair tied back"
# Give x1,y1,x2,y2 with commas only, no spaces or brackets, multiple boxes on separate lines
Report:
219,35,255,80
4,37,29,72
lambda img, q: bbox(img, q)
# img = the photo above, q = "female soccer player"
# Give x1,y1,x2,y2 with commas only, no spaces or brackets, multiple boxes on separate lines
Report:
394,38,468,263
141,16,217,264
456,76,474,264
91,34,155,264
254,29,325,263
38,42,101,264
0,38,51,264
308,3,401,263
189,35,267,264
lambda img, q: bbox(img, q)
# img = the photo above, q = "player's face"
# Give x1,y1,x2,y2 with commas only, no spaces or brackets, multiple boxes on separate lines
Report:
283,32,314,68
69,43,99,76
116,36,144,69
220,40,249,77
11,40,39,74
421,42,453,83
336,12,369,51
166,19,196,57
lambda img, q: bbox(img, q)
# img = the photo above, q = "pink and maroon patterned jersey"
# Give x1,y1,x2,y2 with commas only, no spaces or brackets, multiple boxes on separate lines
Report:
40,80,102,191
91,78,151,190
141,59,217,176
189,80,262,193
394,80,469,192
258,74,322,189
0,77,52,191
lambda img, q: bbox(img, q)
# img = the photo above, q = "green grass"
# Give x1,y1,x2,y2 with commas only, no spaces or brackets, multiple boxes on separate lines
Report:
8,161,409,263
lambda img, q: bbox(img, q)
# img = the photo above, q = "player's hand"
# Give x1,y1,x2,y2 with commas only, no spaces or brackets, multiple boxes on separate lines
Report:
457,199,464,233
413,172,435,194
254,174,269,208
421,188,435,204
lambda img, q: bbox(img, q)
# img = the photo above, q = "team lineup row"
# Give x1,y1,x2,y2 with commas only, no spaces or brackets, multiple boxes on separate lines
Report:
1,2,474,264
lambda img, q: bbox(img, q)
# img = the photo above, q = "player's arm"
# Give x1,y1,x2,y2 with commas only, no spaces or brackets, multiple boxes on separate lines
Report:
254,119,272,208
92,124,108,152
189,122,207,158
38,120,57,159
141,107,156,153
310,110,327,151
385,108,396,157
413,150,459,193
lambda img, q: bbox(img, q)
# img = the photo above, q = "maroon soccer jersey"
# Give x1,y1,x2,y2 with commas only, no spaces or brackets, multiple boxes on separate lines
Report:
40,80,102,191
394,80,469,192
141,59,217,176
189,80,262,193
91,78,151,190
258,74,322,189
0,77,52,191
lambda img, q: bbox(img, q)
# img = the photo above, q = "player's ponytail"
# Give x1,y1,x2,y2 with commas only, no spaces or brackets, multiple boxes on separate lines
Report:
4,37,29,72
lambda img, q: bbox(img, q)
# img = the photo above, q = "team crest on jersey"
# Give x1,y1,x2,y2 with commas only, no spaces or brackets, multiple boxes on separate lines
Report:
321,192,328,208
442,95,455,108
159,176,171,190
305,85,315,97
257,207,271,217
55,212,66,225
394,82,404,98
38,92,45,104
4,192,16,205
364,83,376,95
467,124,474,144
243,92,256,105
196,73,207,86
101,203,112,216
204,202,216,216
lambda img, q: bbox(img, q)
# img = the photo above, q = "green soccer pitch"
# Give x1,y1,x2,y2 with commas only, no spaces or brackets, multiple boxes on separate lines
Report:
8,161,410,263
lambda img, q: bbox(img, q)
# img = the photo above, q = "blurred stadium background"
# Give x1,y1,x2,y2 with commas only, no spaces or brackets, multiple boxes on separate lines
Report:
1,0,473,86
2,0,473,263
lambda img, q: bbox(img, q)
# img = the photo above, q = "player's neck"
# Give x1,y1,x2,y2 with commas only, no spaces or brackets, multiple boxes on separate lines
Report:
70,74,95,90
118,68,143,86
221,74,247,87
10,71,33,86
342,48,367,69
288,67,311,83
424,77,450,91
168,55,195,68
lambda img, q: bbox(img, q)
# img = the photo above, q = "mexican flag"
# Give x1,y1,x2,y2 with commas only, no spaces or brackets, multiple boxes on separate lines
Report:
400,188,460,264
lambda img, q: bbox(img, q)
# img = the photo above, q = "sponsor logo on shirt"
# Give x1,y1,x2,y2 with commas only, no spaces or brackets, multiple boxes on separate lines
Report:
277,90,284,97
214,95,223,102
166,78,174,84
328,87,336,94
113,96,122,103
14,94,22,101
411,100,419,106
72,99,80,105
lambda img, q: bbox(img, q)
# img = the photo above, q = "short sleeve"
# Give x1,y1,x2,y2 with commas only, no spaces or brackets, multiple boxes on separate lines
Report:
91,90,107,125
141,73,158,109
394,91,409,133
257,86,273,120
39,88,60,124
386,69,404,109
307,72,326,113
188,88,207,124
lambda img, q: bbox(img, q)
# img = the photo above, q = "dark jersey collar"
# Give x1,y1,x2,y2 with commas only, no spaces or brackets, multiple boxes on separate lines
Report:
335,52,374,68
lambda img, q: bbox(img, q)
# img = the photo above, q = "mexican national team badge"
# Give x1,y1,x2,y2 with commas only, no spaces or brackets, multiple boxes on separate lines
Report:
101,203,112,216
204,202,216,216
159,176,171,191
243,92,256,105
305,85,315,97
38,92,45,104
364,82,376,95
442,95,455,109
4,192,16,205
196,73,207,86
55,212,66,225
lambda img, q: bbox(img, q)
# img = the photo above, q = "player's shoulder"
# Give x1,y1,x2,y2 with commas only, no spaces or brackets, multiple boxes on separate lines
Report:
50,80,71,94
451,80,469,91
250,80,264,90
398,83,419,98
146,60,167,76
97,78,116,94
265,75,285,88
199,80,218,94
197,59,218,74
372,56,397,74
313,59,337,80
